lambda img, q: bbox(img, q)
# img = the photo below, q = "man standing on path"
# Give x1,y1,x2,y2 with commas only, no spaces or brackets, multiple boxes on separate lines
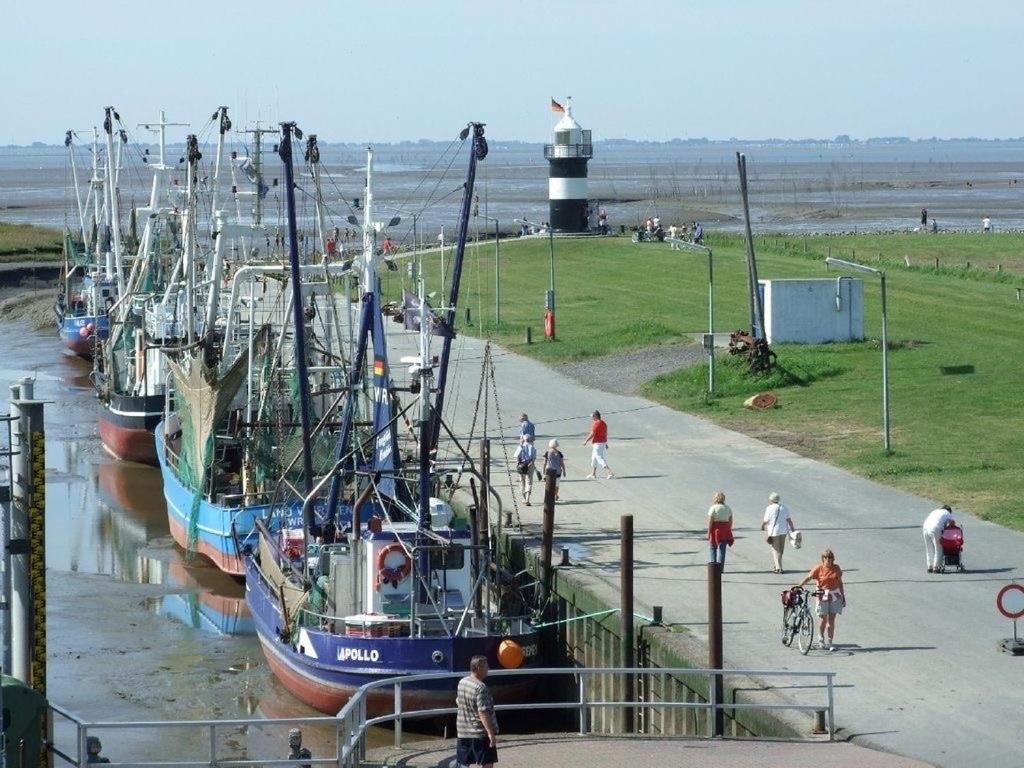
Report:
514,435,538,506
456,655,498,768
583,410,614,479
923,504,954,573
519,413,535,441
761,492,795,573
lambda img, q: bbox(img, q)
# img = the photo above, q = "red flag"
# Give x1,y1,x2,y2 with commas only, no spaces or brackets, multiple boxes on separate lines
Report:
550,99,564,113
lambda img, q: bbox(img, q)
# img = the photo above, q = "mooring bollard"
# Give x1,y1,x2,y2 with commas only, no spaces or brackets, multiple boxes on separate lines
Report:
560,546,570,567
652,605,663,625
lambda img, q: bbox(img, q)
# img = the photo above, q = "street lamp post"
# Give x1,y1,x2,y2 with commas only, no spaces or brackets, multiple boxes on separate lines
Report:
481,215,500,325
668,238,715,394
515,218,556,339
826,257,891,453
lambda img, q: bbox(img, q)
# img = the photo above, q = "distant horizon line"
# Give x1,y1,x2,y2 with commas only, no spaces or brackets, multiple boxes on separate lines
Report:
6,135,1024,150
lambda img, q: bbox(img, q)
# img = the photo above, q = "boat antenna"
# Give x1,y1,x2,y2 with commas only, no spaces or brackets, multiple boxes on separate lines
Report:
279,121,316,507
430,122,487,449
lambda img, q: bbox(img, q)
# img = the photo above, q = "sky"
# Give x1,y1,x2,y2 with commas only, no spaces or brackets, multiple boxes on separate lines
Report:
7,0,1023,146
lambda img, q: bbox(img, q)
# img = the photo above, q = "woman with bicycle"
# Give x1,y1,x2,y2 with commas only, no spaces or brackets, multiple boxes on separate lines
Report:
795,549,847,652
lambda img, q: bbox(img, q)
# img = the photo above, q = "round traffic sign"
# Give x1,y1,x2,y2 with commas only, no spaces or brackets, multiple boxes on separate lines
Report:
996,584,1024,619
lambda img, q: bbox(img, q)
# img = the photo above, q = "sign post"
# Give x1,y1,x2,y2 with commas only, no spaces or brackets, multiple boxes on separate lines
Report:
996,583,1024,655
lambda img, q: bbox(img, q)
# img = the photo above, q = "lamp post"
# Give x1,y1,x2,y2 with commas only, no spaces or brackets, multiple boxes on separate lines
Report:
480,214,500,325
515,218,556,339
826,257,891,453
668,238,715,394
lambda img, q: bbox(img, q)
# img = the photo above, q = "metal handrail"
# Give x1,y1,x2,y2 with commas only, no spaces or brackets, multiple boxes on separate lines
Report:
47,666,835,768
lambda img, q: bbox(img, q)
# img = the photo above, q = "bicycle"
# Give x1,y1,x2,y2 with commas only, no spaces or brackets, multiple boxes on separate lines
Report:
780,586,823,655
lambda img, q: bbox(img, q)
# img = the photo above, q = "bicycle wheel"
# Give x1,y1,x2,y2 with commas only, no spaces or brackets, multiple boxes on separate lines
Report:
797,609,815,655
781,606,795,646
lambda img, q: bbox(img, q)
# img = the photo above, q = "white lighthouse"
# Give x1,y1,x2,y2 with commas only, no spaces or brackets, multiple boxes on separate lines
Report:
545,99,593,233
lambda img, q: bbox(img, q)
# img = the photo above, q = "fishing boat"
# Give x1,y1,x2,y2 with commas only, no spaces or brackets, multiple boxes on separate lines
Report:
155,122,352,575
56,110,127,357
95,110,191,464
246,122,539,715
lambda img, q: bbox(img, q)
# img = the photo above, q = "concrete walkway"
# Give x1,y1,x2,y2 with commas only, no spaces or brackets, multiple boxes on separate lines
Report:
422,334,1024,768
365,734,931,768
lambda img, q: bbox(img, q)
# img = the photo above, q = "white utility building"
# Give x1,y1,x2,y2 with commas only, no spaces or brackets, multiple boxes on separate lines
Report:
759,278,864,344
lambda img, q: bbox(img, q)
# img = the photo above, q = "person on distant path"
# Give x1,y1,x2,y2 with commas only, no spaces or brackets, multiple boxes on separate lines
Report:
456,656,499,768
598,209,608,235
760,492,795,573
920,208,928,226
583,410,614,479
519,413,535,441
983,216,992,233
707,491,735,570
692,221,704,245
931,218,938,234
668,223,678,247
796,548,847,652
514,435,538,505
543,439,566,501
922,504,955,573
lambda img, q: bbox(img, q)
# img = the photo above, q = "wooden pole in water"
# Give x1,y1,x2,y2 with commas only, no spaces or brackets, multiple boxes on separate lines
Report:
621,514,635,733
541,472,557,603
708,562,724,737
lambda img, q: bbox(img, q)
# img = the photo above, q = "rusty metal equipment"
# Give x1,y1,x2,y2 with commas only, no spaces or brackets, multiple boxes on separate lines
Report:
728,330,777,375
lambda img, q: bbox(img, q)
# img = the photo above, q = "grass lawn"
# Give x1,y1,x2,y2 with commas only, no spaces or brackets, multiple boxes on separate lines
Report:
0,221,63,261
388,232,1024,530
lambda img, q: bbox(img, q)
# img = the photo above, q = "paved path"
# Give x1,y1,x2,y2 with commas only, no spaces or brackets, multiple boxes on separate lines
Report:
412,332,1024,768
365,734,931,768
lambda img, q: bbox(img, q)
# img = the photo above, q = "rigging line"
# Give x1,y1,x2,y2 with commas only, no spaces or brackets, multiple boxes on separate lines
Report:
391,147,467,250
383,136,462,225
487,349,522,530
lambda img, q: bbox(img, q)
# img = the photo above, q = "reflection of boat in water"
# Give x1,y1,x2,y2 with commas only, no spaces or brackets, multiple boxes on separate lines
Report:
158,553,254,636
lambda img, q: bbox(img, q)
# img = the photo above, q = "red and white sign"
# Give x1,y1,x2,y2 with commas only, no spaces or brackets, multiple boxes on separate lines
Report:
996,584,1024,619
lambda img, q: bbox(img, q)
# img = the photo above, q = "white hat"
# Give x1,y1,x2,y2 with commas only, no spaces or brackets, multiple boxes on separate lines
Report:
768,492,780,503
549,439,559,448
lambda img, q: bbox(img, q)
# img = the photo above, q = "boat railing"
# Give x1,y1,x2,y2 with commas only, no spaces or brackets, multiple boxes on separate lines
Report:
45,666,837,767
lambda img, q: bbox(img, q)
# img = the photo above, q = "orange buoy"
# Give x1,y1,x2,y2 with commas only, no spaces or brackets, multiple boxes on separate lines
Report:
497,639,524,669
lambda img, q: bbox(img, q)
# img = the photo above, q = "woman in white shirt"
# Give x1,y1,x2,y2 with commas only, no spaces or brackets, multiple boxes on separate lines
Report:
760,492,796,574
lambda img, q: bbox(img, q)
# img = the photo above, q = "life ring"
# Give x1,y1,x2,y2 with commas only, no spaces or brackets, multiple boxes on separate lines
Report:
376,542,412,590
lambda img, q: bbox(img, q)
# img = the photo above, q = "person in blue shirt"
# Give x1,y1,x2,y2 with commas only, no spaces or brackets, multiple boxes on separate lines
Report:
514,435,538,505
692,221,704,245
519,413,535,441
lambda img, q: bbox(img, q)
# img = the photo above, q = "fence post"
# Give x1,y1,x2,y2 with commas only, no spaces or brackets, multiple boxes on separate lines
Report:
209,723,216,766
707,672,716,737
827,673,836,740
578,674,588,735
394,682,403,748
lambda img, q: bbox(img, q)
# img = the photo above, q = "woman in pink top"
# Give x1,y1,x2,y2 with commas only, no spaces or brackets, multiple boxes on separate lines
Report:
707,491,734,570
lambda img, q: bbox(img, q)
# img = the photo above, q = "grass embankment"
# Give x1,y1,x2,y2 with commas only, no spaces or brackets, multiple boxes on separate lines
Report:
0,222,63,262
390,233,1024,530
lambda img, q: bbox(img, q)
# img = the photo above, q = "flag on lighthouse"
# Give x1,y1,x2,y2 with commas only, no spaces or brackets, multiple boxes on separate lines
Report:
550,99,565,113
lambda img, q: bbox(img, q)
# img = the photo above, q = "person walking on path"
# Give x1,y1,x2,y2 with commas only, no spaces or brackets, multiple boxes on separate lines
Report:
923,504,955,573
583,410,615,479
707,491,734,570
456,655,499,768
519,413,535,441
543,439,566,501
514,435,538,506
796,548,847,652
761,492,795,573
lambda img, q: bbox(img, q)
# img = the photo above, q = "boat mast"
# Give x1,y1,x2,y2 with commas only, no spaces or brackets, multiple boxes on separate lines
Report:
103,107,125,293
90,127,103,257
210,107,231,230
430,123,488,449
182,134,201,343
65,131,87,244
279,122,316,502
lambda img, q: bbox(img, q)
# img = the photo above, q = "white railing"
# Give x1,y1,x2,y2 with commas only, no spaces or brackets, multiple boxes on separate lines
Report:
47,666,835,768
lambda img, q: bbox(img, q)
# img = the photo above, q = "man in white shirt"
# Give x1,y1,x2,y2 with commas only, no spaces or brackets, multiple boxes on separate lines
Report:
922,504,954,573
760,492,796,574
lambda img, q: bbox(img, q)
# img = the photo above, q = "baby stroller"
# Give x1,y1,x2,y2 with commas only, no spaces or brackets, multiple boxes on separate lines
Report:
940,519,966,572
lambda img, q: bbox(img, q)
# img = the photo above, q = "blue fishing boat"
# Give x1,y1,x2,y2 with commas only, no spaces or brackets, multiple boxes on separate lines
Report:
247,122,539,715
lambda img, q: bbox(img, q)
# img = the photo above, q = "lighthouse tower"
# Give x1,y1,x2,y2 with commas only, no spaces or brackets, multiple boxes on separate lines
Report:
545,99,593,233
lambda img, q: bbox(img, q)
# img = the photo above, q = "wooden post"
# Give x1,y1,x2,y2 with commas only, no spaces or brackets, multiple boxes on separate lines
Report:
621,515,635,733
707,563,724,737
540,472,557,602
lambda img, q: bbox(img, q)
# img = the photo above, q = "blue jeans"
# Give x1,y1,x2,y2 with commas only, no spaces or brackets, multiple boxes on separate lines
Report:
709,542,728,569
